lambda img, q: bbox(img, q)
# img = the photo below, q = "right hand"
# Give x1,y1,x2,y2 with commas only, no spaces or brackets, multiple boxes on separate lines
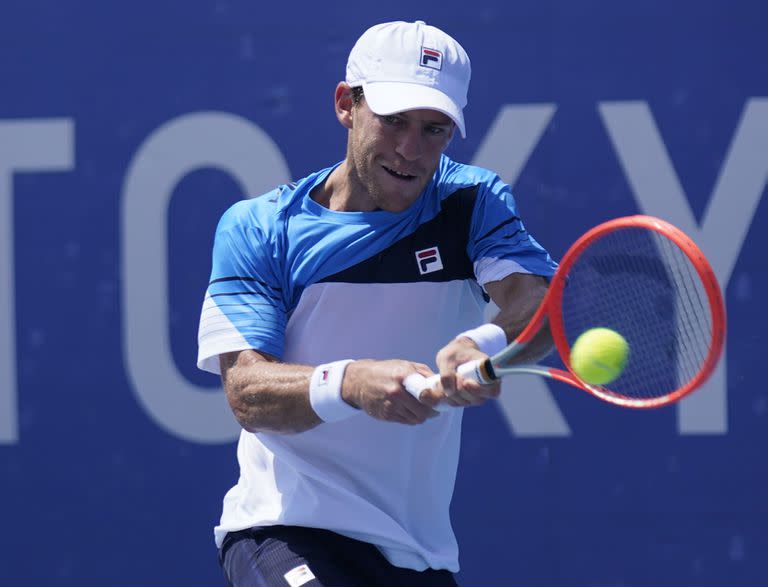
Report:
434,336,501,408
341,359,444,425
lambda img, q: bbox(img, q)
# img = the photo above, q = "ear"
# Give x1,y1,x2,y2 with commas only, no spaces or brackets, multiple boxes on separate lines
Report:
334,82,355,130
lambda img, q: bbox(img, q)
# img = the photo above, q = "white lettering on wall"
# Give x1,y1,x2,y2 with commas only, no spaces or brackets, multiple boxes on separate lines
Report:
472,99,766,437
121,112,290,443
0,119,74,444
599,98,768,434
6,99,763,443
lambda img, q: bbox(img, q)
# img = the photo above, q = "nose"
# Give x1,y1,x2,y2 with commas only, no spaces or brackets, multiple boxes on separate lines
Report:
394,128,423,161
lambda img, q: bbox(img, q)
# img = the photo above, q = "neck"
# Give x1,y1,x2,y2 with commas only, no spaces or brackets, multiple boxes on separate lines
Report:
312,160,378,212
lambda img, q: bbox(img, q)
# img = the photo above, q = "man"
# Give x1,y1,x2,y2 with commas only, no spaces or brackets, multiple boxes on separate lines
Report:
198,20,557,586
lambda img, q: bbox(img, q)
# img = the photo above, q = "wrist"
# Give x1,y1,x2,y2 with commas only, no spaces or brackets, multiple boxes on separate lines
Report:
309,360,358,422
456,323,507,357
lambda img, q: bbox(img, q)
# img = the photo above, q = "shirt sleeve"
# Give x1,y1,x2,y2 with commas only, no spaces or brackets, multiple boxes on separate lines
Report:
468,176,558,286
197,200,287,375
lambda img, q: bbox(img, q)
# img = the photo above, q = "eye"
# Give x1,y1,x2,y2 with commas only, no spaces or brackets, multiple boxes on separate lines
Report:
380,115,400,125
426,125,446,136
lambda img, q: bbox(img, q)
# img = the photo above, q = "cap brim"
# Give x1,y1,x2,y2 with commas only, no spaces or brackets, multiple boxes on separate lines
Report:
362,81,466,138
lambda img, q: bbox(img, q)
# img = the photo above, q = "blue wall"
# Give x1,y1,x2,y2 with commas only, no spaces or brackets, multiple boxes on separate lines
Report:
1,1,766,585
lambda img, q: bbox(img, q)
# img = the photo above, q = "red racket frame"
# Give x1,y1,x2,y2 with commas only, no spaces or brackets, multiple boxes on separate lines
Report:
514,215,727,408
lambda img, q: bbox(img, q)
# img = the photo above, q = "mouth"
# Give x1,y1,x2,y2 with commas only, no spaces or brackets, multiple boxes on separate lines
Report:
382,165,417,181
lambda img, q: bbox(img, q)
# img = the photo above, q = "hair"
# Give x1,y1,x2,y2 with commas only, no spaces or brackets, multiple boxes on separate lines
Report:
350,86,365,106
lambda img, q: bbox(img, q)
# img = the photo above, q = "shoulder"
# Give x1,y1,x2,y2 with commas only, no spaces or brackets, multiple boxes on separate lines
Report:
216,179,305,240
217,164,337,235
217,188,280,230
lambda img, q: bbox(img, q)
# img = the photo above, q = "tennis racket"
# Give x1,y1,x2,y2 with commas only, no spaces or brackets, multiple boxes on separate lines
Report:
404,215,727,409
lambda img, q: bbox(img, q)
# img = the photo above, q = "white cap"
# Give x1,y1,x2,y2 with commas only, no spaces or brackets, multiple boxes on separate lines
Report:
346,21,471,137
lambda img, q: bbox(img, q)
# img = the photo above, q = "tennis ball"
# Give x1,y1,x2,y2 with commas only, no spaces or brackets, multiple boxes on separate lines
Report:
569,328,629,385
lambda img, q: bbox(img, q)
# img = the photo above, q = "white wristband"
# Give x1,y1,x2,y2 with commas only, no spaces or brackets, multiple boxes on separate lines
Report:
457,323,507,357
309,360,358,422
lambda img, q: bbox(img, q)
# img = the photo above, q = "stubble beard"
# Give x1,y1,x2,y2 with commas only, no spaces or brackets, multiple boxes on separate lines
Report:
347,135,431,213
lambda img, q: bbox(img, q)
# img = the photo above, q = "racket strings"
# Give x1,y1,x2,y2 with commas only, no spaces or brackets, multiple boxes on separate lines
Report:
561,228,714,401
661,238,711,387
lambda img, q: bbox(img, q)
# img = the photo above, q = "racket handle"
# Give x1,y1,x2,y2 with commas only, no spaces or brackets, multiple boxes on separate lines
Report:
403,373,450,412
456,358,496,384
403,358,494,412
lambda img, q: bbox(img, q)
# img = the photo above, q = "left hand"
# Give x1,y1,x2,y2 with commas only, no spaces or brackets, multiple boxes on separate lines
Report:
434,336,501,408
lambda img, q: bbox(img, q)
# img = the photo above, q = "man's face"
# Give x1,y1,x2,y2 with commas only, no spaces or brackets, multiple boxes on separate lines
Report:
346,98,455,212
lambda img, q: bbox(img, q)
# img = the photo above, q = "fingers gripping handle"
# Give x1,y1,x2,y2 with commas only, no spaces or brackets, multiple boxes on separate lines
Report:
403,372,443,407
402,359,488,411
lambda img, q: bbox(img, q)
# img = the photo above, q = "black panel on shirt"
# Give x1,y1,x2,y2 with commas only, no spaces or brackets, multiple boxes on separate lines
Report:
319,185,479,284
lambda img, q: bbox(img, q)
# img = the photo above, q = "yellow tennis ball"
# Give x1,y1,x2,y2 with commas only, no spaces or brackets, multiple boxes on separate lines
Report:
570,328,629,385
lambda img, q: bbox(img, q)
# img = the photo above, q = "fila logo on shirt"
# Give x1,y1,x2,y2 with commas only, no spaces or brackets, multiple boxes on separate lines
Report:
420,47,442,70
415,246,444,275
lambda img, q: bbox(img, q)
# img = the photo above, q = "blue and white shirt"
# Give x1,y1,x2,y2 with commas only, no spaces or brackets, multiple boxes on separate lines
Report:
198,154,557,571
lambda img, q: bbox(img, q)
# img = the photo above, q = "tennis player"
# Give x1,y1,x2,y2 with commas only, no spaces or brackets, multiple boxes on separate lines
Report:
198,20,557,587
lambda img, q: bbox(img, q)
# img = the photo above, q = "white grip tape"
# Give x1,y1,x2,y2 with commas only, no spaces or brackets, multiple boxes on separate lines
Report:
403,373,450,412
403,358,486,412
456,359,485,383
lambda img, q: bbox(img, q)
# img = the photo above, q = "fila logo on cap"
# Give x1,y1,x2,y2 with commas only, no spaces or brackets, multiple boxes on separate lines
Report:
420,47,443,70
416,246,444,275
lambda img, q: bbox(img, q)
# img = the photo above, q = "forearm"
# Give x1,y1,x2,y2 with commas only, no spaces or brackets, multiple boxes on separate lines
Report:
220,351,320,434
490,312,553,365
220,351,441,433
486,273,554,365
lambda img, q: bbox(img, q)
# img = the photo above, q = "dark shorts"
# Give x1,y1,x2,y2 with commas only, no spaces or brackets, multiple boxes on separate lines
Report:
219,525,459,587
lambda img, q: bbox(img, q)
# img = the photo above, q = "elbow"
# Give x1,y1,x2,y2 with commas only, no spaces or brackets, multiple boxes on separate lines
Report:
231,406,261,434
225,383,264,433
225,385,318,436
